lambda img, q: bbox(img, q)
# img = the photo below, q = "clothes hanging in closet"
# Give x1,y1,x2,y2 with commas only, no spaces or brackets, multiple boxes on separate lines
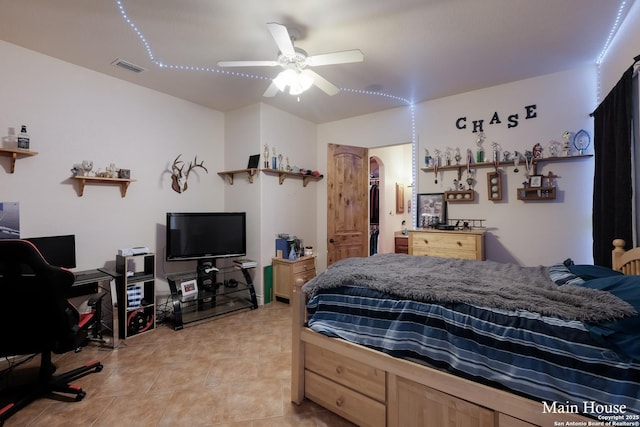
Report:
369,182,379,223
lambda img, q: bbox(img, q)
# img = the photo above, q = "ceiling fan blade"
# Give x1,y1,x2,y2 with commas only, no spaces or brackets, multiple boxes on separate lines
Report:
303,69,340,96
306,49,364,67
263,82,280,97
217,60,278,67
266,22,295,57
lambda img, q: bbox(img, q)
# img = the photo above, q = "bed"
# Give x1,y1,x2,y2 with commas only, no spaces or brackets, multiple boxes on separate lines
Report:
291,239,640,427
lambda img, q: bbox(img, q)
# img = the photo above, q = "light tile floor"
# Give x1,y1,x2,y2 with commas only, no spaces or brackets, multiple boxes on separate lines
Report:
0,302,356,426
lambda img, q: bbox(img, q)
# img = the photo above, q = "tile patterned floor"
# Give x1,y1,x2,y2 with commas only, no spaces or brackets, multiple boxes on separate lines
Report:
0,302,356,426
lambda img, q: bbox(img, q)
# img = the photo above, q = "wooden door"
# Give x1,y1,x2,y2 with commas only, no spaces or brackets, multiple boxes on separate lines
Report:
327,144,369,266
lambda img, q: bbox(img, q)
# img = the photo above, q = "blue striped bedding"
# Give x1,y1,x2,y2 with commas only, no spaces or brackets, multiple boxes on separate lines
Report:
307,285,640,414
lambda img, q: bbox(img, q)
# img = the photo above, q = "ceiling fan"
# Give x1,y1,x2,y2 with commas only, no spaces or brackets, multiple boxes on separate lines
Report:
217,22,364,97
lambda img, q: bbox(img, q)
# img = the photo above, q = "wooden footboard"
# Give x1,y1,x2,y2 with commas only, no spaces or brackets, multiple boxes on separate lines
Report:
291,281,595,427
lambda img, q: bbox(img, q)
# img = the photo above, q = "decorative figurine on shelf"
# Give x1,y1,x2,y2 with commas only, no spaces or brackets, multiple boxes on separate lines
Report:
491,142,500,168
433,149,441,184
502,150,512,162
532,142,543,158
454,147,462,165
573,129,591,155
272,147,277,170
277,153,283,171
475,132,485,163
513,151,520,173
548,140,561,157
264,144,270,168
523,150,534,179
286,157,292,172
445,147,453,166
562,131,572,157
81,160,94,177
424,148,431,167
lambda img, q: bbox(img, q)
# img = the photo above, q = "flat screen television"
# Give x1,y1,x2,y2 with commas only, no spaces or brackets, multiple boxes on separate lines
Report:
26,234,76,269
166,212,246,264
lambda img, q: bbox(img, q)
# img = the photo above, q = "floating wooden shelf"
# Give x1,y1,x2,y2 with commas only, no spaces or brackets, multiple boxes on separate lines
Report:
444,190,475,202
261,169,323,187
72,176,136,197
217,168,259,185
421,154,593,176
0,147,38,173
517,186,556,201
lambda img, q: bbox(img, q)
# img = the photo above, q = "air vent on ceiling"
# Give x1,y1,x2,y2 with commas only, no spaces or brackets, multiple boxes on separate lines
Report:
111,58,146,74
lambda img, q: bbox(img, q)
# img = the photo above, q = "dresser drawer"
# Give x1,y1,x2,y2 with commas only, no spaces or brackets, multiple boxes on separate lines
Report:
409,230,485,260
292,258,315,274
305,343,385,401
305,370,386,427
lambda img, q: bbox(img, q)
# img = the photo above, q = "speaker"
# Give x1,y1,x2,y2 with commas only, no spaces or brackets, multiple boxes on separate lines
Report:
127,307,154,336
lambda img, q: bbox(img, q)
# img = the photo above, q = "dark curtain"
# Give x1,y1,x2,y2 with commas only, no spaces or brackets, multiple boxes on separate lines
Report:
591,65,634,267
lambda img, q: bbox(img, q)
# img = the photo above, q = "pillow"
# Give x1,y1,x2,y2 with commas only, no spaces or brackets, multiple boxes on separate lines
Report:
547,262,585,286
567,264,623,281
580,275,640,361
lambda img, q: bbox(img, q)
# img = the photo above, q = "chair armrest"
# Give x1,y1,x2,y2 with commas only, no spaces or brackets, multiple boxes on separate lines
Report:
87,291,108,307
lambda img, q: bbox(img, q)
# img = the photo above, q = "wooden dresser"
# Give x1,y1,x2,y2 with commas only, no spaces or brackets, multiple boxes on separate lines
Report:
408,229,486,260
272,256,316,301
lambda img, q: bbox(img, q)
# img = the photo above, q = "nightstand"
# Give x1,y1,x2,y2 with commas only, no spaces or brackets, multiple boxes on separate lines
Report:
272,256,316,302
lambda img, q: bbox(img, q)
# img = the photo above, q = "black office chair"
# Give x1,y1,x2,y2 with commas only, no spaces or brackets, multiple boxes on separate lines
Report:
0,239,103,425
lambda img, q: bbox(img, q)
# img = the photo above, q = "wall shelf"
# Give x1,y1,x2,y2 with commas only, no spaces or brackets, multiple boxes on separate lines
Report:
261,168,324,187
421,154,593,176
445,190,475,202
517,186,556,201
0,147,38,173
72,176,136,197
217,168,259,185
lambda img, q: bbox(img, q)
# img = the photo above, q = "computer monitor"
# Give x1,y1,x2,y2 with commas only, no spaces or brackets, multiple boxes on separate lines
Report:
25,234,77,269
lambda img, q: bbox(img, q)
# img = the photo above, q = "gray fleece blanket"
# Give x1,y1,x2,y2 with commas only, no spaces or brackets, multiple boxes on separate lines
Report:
302,254,637,322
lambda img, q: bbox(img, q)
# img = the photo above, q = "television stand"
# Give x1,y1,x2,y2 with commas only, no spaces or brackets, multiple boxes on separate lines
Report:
166,260,258,330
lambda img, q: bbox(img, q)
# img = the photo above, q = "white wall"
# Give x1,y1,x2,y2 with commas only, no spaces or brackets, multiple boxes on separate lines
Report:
415,67,596,266
223,102,319,303
0,40,224,294
598,0,640,100
318,66,597,269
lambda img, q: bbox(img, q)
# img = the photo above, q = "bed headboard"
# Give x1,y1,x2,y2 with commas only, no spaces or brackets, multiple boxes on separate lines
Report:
612,239,640,274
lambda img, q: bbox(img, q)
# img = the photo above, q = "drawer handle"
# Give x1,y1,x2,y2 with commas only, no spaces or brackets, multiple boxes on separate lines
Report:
335,365,344,375
423,239,429,244
456,241,462,246
336,397,344,407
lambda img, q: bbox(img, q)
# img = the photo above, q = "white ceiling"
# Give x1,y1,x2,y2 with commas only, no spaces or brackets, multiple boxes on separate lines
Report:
0,0,633,123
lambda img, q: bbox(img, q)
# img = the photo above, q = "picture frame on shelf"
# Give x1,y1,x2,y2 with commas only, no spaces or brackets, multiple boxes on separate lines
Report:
417,193,447,228
181,279,198,300
529,175,543,188
247,154,260,169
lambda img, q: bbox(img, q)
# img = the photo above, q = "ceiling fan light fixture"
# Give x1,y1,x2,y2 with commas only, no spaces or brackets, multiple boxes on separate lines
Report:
273,69,314,95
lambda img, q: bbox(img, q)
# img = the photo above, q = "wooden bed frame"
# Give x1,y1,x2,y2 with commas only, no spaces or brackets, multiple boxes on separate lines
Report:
291,240,638,427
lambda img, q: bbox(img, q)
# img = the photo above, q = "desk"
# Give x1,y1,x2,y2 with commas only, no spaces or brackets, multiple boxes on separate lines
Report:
68,269,113,298
69,269,117,348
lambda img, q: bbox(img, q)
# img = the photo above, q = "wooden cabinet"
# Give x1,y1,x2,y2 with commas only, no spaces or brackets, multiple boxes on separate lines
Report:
408,229,485,260
394,233,408,254
272,256,316,301
305,343,386,427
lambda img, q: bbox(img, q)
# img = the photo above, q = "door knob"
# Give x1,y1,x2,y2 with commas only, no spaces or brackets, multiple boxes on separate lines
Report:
329,238,335,243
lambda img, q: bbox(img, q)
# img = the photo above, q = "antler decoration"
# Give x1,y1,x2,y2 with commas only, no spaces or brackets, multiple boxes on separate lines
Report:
170,154,208,193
